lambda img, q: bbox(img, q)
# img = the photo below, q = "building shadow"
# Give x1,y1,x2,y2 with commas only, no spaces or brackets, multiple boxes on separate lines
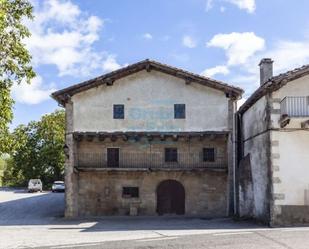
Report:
0,188,268,231
77,217,265,233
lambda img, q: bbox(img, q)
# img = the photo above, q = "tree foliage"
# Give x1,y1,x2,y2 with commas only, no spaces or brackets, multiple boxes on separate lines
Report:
3,110,65,187
0,0,35,153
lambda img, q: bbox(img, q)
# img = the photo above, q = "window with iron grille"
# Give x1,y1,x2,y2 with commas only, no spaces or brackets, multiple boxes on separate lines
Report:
203,148,215,162
113,104,124,119
122,187,139,198
174,104,186,119
165,148,178,162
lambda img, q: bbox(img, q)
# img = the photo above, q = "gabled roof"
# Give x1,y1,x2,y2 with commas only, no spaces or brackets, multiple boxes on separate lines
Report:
52,59,243,106
239,64,309,114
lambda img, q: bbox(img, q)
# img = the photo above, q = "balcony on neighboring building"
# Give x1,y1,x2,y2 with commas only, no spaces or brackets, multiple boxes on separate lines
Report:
280,96,309,128
281,96,309,117
75,151,227,170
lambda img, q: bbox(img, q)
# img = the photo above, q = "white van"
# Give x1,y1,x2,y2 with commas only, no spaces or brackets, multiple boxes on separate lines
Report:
28,179,43,192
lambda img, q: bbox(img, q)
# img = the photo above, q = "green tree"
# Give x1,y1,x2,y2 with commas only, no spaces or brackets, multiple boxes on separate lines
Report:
0,0,35,153
4,110,65,187
0,156,7,186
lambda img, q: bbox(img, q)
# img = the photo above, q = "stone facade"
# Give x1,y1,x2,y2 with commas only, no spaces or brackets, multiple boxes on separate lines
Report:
78,170,227,217
52,60,242,218
73,135,229,216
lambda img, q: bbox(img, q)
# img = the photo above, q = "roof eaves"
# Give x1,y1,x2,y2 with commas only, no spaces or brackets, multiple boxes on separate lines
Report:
52,59,244,105
238,64,309,114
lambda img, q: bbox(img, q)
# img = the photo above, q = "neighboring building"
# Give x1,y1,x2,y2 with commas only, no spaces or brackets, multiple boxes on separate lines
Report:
237,59,309,226
52,59,243,217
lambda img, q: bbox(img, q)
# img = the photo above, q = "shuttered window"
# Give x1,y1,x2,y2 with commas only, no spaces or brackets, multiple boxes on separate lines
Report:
113,104,124,119
174,104,186,119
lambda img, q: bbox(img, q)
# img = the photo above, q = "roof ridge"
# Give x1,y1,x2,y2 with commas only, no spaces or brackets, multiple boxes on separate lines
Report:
52,58,243,106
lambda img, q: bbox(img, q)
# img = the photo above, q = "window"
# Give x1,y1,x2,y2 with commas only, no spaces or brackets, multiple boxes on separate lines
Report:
113,104,124,119
165,148,178,162
107,148,119,167
203,148,215,162
122,187,139,198
174,104,186,119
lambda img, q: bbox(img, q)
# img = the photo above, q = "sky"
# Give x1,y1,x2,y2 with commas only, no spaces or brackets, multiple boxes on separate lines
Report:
11,0,309,128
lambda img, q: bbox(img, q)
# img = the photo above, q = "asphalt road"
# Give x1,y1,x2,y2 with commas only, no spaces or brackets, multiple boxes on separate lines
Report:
2,188,309,249
36,229,309,249
0,188,64,225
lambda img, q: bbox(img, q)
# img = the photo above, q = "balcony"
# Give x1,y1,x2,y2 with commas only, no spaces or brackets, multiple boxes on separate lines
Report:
75,152,227,170
281,96,309,117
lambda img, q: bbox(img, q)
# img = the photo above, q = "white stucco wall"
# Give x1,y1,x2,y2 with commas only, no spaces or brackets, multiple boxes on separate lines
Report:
271,75,309,206
272,131,309,205
72,70,230,132
240,96,270,220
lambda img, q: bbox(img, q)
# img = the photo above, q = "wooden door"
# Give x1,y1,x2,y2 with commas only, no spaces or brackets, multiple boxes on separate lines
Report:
107,148,119,167
156,180,185,215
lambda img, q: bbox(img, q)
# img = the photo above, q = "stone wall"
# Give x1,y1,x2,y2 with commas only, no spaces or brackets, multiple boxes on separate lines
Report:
271,205,309,226
73,135,229,217
76,136,228,168
77,170,228,217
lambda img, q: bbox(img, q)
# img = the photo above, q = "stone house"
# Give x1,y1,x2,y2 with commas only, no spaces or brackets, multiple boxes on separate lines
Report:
237,59,309,226
52,59,243,217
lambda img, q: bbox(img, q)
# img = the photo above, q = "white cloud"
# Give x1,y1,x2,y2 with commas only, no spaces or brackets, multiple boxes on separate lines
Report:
201,65,230,77
182,35,197,48
12,75,56,105
263,40,309,74
206,0,256,13
205,0,214,11
25,0,122,77
207,32,265,66
227,0,255,13
142,33,153,40
228,38,309,97
102,55,122,72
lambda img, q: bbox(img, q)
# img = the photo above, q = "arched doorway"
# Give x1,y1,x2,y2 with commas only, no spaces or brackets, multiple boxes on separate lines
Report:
156,180,185,215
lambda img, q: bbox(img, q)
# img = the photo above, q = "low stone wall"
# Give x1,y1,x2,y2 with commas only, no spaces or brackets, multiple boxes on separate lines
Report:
77,169,228,217
272,205,309,226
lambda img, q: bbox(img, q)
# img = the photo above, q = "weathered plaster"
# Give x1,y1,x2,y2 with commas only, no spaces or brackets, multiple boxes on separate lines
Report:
71,70,230,132
239,96,270,222
64,101,79,217
240,74,309,226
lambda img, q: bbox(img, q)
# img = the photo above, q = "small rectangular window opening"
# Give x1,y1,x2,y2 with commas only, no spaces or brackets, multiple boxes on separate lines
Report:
165,148,178,162
113,104,124,119
174,104,186,119
122,187,139,198
203,148,215,162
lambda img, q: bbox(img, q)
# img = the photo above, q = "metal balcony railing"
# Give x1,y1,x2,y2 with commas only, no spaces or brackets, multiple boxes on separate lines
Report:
281,96,309,117
75,152,227,169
